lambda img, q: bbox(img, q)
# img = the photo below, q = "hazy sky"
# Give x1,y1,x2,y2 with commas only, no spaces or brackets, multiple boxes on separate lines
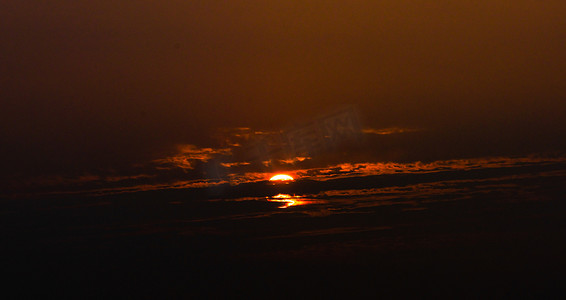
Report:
2,1,566,177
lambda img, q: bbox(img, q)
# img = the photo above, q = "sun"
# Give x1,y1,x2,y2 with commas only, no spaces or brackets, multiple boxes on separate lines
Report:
269,174,294,182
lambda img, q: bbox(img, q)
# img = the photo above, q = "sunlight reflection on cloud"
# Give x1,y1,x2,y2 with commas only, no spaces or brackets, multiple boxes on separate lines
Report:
153,145,232,170
6,154,566,199
293,156,566,181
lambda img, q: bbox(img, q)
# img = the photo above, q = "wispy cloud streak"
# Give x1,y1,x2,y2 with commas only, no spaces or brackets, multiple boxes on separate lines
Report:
153,145,232,170
362,127,424,135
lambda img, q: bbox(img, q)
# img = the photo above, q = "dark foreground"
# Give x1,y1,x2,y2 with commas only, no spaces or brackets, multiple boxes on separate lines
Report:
3,165,566,298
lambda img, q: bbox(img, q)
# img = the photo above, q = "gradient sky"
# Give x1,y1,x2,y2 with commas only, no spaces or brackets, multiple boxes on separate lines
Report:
2,1,566,180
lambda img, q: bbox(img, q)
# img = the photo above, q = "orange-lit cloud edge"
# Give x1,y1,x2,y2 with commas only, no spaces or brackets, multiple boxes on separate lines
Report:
151,126,420,172
229,155,566,184
9,154,564,199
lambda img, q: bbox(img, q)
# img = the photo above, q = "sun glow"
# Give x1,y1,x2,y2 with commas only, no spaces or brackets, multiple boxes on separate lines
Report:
266,193,324,209
266,194,300,208
269,174,294,181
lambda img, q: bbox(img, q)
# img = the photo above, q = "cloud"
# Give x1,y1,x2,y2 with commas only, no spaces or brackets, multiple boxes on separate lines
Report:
153,145,232,170
5,138,565,200
362,127,424,135
293,155,566,181
278,157,311,165
220,162,251,168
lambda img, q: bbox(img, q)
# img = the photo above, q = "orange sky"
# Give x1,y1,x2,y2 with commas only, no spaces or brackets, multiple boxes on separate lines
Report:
2,1,566,178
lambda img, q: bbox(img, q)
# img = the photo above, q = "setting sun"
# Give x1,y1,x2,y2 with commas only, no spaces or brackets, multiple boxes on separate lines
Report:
269,174,294,182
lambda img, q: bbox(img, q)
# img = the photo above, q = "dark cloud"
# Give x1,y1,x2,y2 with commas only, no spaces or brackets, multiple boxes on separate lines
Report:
5,150,565,200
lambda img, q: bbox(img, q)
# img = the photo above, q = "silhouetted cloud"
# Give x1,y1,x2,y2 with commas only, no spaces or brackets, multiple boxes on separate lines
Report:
4,153,565,199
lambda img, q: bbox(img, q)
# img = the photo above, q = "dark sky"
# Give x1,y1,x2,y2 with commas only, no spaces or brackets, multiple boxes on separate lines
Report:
2,1,566,177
